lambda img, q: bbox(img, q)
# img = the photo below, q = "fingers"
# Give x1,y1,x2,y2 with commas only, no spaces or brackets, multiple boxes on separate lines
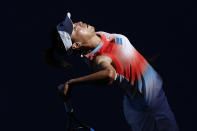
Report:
57,81,72,101
64,82,69,95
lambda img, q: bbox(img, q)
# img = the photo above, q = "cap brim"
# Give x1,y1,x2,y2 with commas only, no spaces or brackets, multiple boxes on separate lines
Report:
57,13,73,36
56,13,74,53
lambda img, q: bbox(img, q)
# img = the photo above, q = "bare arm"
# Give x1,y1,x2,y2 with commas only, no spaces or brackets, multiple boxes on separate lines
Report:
68,55,116,86
59,55,116,99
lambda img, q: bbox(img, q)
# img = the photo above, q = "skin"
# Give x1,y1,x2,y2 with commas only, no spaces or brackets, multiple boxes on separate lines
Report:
61,22,117,98
71,22,101,53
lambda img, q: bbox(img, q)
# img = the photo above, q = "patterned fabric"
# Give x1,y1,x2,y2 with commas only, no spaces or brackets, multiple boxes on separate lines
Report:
84,32,179,131
85,31,147,85
84,31,159,103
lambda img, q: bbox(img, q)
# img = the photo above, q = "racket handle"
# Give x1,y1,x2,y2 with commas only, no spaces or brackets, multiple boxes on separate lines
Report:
57,84,73,113
64,101,73,113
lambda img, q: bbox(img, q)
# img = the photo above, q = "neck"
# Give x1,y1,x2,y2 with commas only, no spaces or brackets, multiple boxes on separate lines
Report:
80,34,102,55
86,34,102,50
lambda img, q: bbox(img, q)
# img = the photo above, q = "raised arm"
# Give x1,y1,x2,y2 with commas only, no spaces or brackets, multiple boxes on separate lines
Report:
69,55,116,86
61,55,116,97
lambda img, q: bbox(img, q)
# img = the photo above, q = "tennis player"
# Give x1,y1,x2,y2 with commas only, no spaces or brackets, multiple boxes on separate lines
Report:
45,12,179,131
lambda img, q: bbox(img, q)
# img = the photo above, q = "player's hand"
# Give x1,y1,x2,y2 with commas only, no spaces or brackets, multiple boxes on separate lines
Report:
57,81,72,101
63,81,70,96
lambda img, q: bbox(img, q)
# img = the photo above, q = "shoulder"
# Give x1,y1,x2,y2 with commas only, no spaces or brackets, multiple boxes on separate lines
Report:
97,31,130,41
97,31,131,43
94,55,113,65
91,55,114,72
111,33,130,42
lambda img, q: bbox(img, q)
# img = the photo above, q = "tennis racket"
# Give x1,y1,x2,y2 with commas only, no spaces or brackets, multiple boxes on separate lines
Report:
57,84,95,131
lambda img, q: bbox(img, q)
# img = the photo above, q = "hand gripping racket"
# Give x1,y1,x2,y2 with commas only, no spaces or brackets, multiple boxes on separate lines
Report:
57,84,95,131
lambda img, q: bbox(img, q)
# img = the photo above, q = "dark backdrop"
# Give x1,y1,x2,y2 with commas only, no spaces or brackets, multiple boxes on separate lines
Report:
2,0,196,131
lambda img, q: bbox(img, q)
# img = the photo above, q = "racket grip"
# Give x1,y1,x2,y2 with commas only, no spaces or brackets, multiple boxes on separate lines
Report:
57,84,73,113
64,101,73,113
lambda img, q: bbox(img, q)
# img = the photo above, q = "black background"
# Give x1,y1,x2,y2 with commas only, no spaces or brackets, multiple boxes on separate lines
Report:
2,0,196,131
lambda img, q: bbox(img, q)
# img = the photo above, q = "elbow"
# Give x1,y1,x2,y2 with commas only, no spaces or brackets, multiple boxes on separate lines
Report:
106,68,116,85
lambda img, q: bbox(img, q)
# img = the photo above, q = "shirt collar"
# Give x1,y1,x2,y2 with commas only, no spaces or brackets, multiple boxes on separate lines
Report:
84,34,103,58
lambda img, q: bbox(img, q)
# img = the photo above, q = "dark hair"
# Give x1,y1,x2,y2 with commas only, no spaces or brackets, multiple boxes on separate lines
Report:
43,28,73,70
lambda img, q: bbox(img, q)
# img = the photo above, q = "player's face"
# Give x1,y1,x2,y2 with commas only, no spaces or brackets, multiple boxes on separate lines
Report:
71,22,96,43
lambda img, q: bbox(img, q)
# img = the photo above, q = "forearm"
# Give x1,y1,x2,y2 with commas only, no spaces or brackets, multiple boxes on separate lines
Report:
68,68,115,87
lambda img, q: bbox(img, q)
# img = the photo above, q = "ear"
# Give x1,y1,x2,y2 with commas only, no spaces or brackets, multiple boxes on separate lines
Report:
72,42,82,50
